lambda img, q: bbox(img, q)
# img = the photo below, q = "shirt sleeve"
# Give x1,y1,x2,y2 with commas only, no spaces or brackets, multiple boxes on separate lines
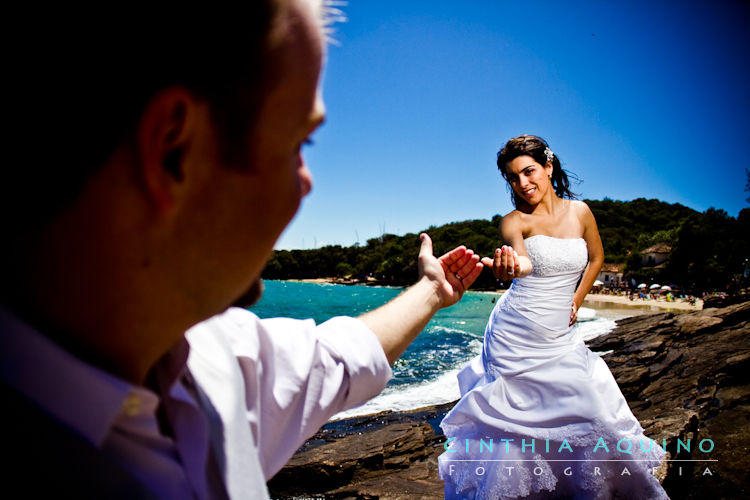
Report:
201,308,392,480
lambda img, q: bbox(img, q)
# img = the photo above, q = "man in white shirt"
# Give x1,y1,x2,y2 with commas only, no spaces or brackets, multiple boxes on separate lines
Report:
1,1,484,498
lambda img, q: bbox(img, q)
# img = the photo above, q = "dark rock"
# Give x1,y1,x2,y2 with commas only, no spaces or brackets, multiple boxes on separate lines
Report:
590,301,750,499
267,414,448,499
268,301,750,499
703,288,750,309
267,422,438,497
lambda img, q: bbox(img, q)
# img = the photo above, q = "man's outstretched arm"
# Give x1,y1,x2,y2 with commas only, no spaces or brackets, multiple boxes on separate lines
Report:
360,233,483,364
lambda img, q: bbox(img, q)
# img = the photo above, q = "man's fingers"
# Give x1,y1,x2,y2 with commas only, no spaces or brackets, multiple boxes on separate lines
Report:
444,268,461,288
439,245,468,268
418,233,433,259
457,254,480,280
463,262,484,287
481,256,494,267
450,249,474,273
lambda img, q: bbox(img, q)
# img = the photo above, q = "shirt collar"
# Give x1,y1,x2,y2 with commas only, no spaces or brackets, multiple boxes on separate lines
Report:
0,307,188,447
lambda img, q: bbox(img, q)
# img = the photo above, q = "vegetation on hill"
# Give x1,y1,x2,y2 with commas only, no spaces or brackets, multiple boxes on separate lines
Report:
262,198,750,294
586,198,698,262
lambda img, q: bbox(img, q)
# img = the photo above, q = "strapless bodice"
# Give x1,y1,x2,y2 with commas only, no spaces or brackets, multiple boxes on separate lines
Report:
510,235,588,301
487,235,588,353
524,234,588,277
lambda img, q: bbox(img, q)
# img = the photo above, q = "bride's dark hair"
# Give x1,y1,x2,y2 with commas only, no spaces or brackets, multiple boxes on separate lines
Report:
496,135,578,208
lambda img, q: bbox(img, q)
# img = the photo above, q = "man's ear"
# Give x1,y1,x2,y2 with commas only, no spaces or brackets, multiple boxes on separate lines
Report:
136,88,200,213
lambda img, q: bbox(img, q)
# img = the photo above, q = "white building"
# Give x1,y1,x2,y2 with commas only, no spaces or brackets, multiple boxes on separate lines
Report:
641,243,672,267
597,262,624,287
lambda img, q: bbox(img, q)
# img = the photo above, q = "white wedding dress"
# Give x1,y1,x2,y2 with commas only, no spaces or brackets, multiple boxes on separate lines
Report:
439,235,668,499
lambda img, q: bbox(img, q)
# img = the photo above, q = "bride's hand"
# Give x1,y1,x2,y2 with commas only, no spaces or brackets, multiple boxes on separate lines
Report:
569,303,578,326
482,246,520,281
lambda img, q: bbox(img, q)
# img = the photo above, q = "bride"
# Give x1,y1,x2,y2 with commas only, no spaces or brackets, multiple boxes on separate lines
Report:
439,135,668,499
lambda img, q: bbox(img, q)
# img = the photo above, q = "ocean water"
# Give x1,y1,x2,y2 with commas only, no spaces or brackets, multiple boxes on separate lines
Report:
249,280,632,420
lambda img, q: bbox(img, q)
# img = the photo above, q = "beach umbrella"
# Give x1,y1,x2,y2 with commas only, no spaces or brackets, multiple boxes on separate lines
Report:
649,284,661,289
660,285,672,291
593,280,603,286
637,283,647,288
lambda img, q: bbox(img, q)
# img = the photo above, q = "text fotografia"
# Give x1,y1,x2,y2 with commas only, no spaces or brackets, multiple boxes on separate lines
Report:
443,436,714,455
444,463,716,478
443,436,717,478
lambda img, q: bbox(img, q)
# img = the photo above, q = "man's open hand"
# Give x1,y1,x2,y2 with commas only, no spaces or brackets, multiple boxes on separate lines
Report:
418,233,483,308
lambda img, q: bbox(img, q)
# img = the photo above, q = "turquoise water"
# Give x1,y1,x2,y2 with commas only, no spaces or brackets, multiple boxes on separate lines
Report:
249,280,626,419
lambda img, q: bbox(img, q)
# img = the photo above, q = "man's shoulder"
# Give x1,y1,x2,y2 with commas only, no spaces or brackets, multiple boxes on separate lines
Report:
192,306,262,330
187,307,263,349
0,381,157,498
186,308,322,366
187,307,318,342
187,307,263,361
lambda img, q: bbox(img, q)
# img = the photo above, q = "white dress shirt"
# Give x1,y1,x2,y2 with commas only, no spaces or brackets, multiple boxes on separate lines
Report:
0,307,392,499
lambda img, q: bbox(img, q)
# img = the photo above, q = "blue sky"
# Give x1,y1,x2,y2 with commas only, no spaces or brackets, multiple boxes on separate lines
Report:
276,0,750,250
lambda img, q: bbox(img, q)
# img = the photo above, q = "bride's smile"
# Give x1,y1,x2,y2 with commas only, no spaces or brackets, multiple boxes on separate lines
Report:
504,155,553,205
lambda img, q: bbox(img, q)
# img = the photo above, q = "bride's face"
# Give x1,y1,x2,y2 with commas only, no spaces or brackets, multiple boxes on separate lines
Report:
505,155,553,205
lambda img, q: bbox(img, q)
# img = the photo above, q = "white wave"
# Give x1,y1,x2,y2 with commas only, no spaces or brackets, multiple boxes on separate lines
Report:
577,306,596,320
331,339,482,420
430,324,479,337
331,318,617,420
330,369,462,421
575,317,617,342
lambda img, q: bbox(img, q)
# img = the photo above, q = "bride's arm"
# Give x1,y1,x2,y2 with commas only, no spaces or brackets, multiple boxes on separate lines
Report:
570,202,604,325
481,212,533,280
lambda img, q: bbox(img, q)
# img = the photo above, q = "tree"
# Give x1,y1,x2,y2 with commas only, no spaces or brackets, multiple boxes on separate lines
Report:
666,208,744,293
260,199,741,293
335,262,354,278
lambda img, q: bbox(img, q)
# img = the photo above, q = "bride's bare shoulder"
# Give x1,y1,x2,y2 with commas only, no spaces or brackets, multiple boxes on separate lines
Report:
502,209,524,221
500,210,525,229
569,200,594,218
500,210,526,241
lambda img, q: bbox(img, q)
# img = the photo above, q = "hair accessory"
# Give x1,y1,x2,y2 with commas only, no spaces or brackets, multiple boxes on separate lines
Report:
544,147,554,163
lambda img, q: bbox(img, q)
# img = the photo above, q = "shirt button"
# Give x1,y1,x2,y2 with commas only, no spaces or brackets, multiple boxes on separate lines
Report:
122,394,141,416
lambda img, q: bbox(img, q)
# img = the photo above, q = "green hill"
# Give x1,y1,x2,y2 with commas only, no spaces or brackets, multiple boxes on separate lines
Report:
262,199,749,293
587,198,699,262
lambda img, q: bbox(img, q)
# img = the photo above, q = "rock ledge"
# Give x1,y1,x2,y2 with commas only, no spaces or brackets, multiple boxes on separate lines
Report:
269,302,750,499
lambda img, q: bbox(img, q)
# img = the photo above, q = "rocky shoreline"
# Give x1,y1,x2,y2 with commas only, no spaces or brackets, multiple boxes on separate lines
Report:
268,301,750,499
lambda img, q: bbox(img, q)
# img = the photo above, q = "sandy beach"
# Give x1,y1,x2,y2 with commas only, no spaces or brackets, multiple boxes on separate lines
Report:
582,293,703,312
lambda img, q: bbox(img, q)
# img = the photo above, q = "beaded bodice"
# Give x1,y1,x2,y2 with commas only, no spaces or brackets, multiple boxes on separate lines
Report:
524,235,588,277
